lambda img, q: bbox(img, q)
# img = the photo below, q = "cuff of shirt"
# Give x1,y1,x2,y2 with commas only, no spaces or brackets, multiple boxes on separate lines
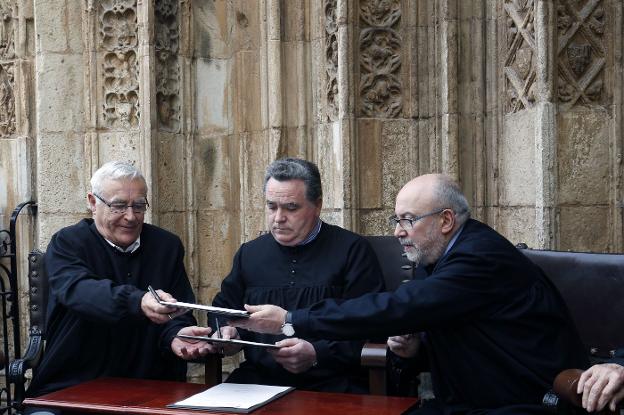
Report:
129,289,147,318
290,309,308,337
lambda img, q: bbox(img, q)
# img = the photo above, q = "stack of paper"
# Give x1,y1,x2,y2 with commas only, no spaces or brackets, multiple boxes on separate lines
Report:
167,383,294,413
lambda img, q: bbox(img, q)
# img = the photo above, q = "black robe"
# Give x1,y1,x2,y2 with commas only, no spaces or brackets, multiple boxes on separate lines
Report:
213,222,385,393
27,219,197,397
291,219,589,413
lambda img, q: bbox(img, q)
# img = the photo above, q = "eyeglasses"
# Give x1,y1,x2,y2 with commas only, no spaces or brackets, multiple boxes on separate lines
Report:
389,208,447,231
93,193,149,215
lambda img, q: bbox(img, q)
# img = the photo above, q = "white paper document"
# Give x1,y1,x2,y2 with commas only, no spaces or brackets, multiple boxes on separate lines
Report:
167,383,294,413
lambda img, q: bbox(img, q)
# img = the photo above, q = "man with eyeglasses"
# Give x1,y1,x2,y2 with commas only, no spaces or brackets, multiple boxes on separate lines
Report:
233,173,588,414
26,161,211,402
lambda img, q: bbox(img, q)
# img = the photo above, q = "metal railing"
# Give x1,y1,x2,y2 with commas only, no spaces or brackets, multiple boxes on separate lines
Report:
0,201,36,414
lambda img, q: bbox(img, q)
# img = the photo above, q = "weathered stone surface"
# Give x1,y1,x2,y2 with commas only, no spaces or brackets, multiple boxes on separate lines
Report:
194,134,236,210
37,132,88,214
33,0,83,53
559,206,609,252
500,111,536,206
195,58,231,135
35,53,84,133
97,132,142,165
557,112,610,205
156,133,186,212
496,207,537,248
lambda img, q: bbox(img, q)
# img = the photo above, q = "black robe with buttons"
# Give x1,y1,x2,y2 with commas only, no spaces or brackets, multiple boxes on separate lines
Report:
212,222,385,393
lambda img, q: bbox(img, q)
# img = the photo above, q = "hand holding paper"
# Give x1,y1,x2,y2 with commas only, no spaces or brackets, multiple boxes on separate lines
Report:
230,304,287,334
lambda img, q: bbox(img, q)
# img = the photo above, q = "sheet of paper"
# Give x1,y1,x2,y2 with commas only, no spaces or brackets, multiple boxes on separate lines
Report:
176,334,281,349
168,383,294,413
147,286,249,318
159,300,250,318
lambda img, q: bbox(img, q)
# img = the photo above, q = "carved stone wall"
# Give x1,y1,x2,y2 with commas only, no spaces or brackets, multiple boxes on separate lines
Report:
357,0,402,118
100,0,140,129
504,0,536,113
556,0,607,108
155,0,179,132
0,0,15,137
3,0,624,384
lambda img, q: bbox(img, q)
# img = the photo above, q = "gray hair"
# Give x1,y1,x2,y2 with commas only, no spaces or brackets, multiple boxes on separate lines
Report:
90,161,147,197
263,158,322,202
434,175,471,226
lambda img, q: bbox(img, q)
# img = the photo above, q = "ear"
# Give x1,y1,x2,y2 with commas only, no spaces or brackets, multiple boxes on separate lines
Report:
314,197,323,214
439,209,456,235
87,193,97,213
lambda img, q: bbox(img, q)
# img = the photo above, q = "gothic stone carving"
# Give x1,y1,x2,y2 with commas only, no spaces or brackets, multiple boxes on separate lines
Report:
0,0,14,60
358,0,402,118
556,0,607,107
0,62,15,136
324,0,338,122
155,0,180,132
503,0,536,113
100,0,140,128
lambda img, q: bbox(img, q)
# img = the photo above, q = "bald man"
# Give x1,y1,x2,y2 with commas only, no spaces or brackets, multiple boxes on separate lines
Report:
233,174,589,414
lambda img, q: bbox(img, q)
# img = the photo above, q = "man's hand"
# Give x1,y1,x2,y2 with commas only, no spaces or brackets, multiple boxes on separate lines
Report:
171,326,213,360
387,334,420,358
577,363,624,412
212,326,243,356
269,338,317,374
141,289,182,324
229,304,287,334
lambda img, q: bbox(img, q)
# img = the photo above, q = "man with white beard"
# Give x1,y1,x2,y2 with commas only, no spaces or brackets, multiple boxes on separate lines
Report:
233,173,589,414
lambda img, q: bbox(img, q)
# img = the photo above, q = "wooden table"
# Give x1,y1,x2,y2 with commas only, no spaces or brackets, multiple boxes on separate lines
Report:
24,377,418,414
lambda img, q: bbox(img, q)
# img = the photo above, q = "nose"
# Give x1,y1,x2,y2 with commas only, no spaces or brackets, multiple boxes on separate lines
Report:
393,223,405,238
274,207,287,223
123,206,138,221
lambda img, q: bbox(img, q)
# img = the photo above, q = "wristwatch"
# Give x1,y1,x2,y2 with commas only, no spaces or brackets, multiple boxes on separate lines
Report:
281,311,295,337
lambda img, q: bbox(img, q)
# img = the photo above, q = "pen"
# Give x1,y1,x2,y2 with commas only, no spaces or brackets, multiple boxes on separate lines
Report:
147,285,173,320
215,317,225,355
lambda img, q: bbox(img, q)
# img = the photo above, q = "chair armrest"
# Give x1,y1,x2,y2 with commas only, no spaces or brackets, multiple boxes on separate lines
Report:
361,342,387,367
361,342,388,395
553,369,584,408
8,327,45,411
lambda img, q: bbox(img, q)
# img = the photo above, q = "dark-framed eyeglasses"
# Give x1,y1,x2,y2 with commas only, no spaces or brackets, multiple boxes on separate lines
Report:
93,193,149,215
388,208,448,231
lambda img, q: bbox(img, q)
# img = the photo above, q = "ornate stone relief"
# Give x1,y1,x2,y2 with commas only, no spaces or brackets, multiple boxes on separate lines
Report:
503,0,536,113
324,0,338,122
155,0,180,132
358,0,402,118
556,0,607,108
0,62,15,137
100,0,140,128
0,0,14,60
0,0,15,137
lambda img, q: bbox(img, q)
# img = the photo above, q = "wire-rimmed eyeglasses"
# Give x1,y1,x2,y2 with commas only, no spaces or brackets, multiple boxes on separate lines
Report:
388,208,447,231
93,193,149,215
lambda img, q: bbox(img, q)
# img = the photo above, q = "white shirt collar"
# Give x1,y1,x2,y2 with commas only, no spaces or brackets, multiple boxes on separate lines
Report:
104,237,141,253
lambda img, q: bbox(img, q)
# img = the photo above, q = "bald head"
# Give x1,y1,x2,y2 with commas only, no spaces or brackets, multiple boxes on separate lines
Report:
395,174,470,228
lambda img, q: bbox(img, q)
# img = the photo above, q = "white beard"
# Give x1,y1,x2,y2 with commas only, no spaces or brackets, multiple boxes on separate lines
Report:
400,225,446,267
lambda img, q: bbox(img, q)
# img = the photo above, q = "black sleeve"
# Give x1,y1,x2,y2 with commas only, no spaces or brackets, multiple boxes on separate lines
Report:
46,230,147,325
310,237,385,368
292,244,518,340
